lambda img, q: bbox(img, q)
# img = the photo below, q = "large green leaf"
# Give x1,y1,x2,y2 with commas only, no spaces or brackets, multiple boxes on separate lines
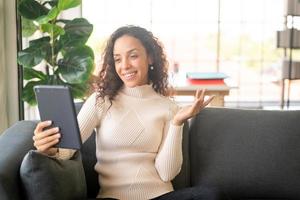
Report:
18,0,49,20
41,23,65,39
21,17,38,37
59,18,93,48
29,36,50,46
18,46,47,67
68,82,88,99
62,45,94,59
57,46,94,84
18,37,51,67
36,6,59,25
23,68,47,80
58,0,81,11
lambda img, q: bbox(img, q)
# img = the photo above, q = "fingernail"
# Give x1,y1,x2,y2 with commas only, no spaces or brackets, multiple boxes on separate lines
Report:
47,120,52,125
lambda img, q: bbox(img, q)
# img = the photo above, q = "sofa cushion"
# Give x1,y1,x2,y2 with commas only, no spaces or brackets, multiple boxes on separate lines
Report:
20,150,87,200
189,108,300,199
81,131,100,198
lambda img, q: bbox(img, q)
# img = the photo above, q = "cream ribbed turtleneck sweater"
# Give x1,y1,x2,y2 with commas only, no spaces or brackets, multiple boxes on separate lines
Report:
58,85,183,200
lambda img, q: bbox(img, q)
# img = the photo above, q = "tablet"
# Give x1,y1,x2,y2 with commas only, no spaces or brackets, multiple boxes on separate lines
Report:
34,85,82,150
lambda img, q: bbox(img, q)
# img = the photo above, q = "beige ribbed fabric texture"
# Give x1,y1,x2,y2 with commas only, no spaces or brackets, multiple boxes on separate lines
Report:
57,85,183,200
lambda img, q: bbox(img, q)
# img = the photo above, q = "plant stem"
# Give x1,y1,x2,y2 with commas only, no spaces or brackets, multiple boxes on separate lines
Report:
49,18,57,76
46,64,50,76
51,23,55,70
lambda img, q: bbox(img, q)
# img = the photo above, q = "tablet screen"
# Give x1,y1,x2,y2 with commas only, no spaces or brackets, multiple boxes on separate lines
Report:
34,85,82,150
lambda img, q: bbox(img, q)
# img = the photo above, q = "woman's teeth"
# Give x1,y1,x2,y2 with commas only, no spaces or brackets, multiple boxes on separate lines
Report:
124,72,136,79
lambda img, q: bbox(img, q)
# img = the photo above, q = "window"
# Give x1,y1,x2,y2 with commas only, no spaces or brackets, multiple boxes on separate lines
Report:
83,0,300,108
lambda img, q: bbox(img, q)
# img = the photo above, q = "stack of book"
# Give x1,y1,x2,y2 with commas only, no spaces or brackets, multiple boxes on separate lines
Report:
186,72,228,85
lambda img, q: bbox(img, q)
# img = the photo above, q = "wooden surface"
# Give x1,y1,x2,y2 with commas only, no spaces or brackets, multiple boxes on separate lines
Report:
173,84,231,106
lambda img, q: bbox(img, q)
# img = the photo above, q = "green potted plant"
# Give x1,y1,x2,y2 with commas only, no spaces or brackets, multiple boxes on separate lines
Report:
17,0,94,105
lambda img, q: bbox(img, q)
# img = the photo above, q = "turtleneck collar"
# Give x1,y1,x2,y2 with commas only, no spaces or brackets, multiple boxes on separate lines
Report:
120,84,157,98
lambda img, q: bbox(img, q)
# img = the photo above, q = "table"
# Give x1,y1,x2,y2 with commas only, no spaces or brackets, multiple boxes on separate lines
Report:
173,84,231,107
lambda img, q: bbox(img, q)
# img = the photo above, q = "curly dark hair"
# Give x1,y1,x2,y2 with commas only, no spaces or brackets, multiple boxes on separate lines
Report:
95,25,169,103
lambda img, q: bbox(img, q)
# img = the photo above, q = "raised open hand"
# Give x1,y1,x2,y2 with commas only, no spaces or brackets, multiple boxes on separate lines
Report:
173,89,214,126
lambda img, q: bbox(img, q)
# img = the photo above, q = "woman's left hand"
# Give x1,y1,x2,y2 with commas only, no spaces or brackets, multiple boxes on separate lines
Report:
172,89,214,126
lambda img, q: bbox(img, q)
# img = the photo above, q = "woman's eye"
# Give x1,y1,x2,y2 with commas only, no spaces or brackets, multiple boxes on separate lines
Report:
130,54,138,59
114,58,121,63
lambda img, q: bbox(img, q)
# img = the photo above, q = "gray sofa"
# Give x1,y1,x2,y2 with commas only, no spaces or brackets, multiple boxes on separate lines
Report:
0,107,299,200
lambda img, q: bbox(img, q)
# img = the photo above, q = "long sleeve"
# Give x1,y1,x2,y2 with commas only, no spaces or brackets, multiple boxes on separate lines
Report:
154,104,184,182
77,92,105,143
56,92,105,160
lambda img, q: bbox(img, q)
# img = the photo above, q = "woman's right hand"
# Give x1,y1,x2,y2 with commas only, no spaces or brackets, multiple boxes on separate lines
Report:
33,120,61,156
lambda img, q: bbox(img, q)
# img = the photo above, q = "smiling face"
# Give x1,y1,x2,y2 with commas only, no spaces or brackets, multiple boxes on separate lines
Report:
113,35,152,88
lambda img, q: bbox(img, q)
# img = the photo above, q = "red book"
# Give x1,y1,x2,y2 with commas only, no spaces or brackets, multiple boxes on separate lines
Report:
187,79,225,85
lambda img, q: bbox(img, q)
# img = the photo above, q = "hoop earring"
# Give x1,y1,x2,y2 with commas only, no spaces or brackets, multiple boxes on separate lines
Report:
149,65,154,70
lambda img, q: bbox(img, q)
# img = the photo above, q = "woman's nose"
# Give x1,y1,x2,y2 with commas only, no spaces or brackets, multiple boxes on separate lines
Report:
121,58,130,69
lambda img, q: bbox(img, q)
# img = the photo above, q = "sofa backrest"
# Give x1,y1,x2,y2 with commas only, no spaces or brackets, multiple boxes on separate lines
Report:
81,131,99,198
189,107,300,199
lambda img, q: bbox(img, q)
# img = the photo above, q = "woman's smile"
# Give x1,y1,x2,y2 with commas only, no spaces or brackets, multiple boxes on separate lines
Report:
122,71,137,80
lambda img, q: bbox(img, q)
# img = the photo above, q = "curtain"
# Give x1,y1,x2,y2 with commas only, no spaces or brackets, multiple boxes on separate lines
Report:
0,0,19,133
0,0,9,133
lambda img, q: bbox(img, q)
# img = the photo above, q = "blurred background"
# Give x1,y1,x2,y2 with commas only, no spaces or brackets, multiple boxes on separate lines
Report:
82,0,300,109
1,0,300,132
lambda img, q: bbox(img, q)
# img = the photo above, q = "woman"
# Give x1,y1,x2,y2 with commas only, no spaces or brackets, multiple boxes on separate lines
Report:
33,25,216,200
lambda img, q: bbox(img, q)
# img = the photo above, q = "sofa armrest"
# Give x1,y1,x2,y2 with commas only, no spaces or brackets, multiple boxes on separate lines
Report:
0,120,37,200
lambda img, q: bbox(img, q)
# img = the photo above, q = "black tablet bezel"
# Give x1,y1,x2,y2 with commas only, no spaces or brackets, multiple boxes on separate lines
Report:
34,85,82,150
